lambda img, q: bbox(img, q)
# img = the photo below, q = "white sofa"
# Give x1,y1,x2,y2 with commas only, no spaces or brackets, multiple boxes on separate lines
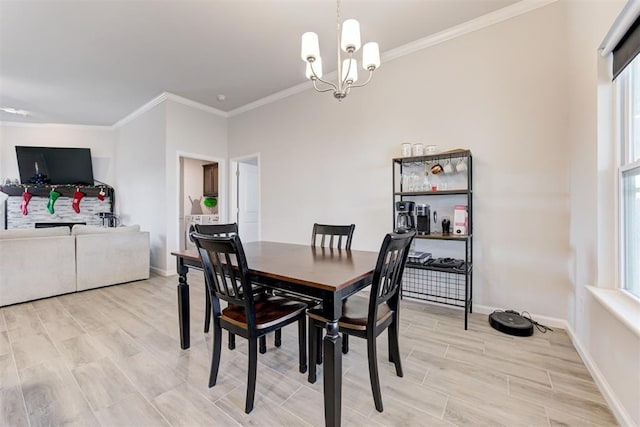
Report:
0,225,150,306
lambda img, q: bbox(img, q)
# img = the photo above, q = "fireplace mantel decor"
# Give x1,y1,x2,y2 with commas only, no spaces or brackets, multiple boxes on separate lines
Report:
1,184,115,229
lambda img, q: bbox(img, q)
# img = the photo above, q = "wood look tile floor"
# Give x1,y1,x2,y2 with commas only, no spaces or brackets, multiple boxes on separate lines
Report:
0,274,617,426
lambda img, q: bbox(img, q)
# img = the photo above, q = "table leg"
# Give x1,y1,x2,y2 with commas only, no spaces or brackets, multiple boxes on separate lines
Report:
177,259,190,350
323,299,343,427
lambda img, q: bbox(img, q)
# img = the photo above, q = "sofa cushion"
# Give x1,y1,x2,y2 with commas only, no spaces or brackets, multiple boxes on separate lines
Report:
0,226,70,240
75,230,150,291
72,224,141,235
0,234,76,306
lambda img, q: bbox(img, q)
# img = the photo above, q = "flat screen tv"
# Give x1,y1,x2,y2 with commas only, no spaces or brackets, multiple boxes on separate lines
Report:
15,146,95,185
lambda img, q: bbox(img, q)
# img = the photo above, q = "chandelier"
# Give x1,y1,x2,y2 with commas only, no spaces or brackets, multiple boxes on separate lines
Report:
300,0,380,101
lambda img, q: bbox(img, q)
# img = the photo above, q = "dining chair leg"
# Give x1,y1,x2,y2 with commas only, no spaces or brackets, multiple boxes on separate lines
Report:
342,334,349,354
246,338,258,414
275,329,282,347
259,336,267,354
204,287,211,333
308,321,317,383
208,320,222,387
388,320,403,377
298,318,307,373
367,336,384,412
316,327,323,364
228,332,235,350
388,326,393,363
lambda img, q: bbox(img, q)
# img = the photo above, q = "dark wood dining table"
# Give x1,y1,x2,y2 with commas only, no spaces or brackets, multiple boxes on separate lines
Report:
171,241,379,427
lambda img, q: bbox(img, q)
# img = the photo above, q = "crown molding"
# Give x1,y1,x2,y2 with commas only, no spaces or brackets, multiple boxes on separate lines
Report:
228,0,559,117
384,0,558,62
112,92,168,128
0,121,113,130
163,93,228,118
227,81,313,117
113,92,228,128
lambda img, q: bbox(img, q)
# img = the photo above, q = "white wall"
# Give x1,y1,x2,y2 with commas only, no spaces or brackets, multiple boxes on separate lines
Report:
565,1,639,425
0,123,116,184
115,103,166,270
229,2,571,319
164,100,227,272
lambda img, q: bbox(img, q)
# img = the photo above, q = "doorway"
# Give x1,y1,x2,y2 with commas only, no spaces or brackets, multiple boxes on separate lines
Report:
230,154,260,242
178,153,224,251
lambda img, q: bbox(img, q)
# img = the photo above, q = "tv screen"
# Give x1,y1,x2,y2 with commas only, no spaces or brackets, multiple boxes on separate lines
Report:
15,146,95,185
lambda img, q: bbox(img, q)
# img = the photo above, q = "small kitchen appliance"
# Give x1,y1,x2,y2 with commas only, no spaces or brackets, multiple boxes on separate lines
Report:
395,201,415,232
415,204,431,235
97,212,120,228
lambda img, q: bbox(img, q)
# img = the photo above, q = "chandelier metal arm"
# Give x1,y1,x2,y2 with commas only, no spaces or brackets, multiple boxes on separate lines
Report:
340,51,354,87
309,60,339,91
312,79,337,93
346,69,374,89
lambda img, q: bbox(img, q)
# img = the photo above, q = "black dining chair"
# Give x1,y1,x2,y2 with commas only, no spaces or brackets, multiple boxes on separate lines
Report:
312,223,355,249
307,231,415,413
194,223,239,333
190,232,307,414
194,224,239,349
309,223,356,360
193,223,273,354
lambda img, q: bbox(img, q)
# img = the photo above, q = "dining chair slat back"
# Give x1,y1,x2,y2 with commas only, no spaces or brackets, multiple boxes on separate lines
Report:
192,234,254,313
311,223,355,249
192,223,240,335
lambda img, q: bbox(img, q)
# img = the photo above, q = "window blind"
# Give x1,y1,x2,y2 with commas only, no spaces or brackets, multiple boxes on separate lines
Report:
613,16,640,79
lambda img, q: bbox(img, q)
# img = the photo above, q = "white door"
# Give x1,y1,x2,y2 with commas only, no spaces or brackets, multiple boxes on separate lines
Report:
237,161,259,242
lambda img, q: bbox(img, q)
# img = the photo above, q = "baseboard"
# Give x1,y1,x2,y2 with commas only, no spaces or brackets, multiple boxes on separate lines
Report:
473,303,633,426
473,304,567,329
563,322,635,427
150,266,172,277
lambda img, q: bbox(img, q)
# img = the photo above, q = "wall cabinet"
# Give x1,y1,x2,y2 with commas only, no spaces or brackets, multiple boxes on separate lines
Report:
203,163,218,197
392,149,473,329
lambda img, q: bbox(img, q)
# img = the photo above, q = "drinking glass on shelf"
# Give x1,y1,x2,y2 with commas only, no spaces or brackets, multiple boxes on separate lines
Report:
409,170,420,191
401,171,410,191
421,175,430,191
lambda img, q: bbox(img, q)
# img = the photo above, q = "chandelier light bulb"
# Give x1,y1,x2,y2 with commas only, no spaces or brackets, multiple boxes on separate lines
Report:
341,19,361,52
362,42,380,70
301,32,320,61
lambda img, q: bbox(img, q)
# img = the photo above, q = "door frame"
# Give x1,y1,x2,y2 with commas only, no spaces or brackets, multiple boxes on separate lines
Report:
230,153,261,241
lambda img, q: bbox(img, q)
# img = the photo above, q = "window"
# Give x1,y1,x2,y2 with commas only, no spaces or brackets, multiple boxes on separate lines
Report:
617,57,640,298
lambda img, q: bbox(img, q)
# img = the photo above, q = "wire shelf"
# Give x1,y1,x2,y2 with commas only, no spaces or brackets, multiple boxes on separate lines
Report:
401,266,467,307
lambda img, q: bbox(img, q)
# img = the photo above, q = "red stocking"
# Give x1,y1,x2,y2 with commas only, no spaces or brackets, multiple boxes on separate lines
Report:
21,191,33,215
98,188,106,201
72,189,85,213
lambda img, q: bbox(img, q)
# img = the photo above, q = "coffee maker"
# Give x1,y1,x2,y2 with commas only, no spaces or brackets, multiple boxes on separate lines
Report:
395,201,415,232
415,204,431,235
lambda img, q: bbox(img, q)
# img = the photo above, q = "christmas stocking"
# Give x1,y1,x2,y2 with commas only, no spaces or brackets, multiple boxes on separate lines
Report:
72,189,85,214
21,190,33,215
47,189,61,214
98,188,106,201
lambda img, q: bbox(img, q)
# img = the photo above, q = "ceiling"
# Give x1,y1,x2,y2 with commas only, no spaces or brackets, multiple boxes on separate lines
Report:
0,0,518,126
